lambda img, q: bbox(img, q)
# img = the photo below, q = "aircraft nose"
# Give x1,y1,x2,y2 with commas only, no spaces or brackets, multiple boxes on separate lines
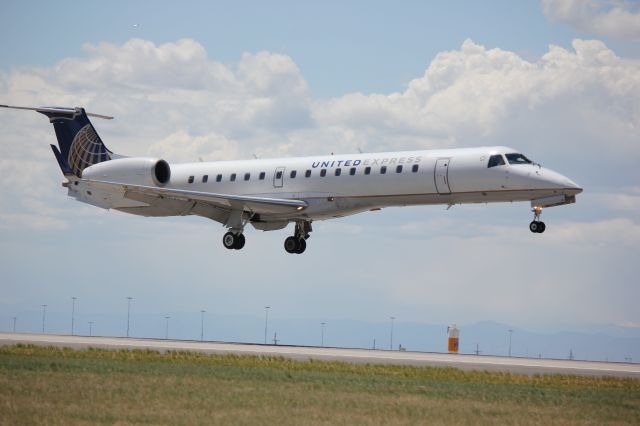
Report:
566,178,583,194
544,168,583,194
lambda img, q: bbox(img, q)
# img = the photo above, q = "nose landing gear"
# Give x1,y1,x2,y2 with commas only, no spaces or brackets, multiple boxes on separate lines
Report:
529,206,546,233
284,221,312,254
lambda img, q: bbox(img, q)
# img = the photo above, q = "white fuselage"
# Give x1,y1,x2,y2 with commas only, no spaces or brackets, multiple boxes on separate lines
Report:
91,146,580,225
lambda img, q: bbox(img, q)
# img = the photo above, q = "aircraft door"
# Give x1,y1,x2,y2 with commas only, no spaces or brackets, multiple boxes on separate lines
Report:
273,166,285,188
434,158,451,194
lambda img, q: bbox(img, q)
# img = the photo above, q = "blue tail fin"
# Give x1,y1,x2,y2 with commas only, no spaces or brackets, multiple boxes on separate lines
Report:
39,107,114,177
1,105,115,177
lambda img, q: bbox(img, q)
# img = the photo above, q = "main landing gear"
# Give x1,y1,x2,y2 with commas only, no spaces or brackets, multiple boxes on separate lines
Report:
222,220,313,253
529,206,546,233
223,231,245,250
284,221,312,254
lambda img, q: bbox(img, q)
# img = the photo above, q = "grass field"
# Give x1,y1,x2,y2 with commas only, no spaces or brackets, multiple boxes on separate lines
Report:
1,345,639,425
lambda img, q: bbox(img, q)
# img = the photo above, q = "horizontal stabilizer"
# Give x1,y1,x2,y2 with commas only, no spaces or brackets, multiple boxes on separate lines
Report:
0,104,113,120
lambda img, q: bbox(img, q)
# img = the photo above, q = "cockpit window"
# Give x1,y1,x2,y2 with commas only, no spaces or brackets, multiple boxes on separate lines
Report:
487,154,505,168
505,153,532,165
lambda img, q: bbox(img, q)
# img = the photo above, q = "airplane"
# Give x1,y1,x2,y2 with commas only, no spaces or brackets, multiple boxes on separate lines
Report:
1,105,582,254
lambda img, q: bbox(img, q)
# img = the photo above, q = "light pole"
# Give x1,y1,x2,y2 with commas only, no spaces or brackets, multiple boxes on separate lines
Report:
200,310,206,341
126,297,133,337
164,316,171,340
389,316,395,350
71,296,77,335
12,316,16,333
321,322,326,347
41,304,47,333
508,329,513,357
264,306,270,344
89,321,94,337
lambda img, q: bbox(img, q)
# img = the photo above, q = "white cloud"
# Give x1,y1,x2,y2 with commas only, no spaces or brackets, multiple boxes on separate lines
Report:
379,215,640,326
147,130,241,163
0,212,68,231
55,38,235,92
542,0,640,40
314,38,640,166
588,191,640,212
542,217,640,246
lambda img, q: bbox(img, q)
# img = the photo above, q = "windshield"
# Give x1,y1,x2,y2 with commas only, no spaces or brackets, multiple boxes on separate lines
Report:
505,153,533,165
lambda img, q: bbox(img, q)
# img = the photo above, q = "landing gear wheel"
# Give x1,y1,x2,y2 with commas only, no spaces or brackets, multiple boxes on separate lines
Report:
223,232,245,250
223,232,236,249
529,221,540,233
234,233,246,249
284,236,298,254
295,238,306,254
529,221,546,233
284,221,312,254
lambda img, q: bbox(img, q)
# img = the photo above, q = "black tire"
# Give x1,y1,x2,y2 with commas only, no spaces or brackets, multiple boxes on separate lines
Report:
234,233,246,249
284,236,298,253
537,222,546,233
223,232,237,249
529,221,539,233
295,238,307,254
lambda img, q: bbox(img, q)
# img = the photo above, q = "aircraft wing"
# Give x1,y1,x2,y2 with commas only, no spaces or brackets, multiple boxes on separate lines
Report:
83,179,307,215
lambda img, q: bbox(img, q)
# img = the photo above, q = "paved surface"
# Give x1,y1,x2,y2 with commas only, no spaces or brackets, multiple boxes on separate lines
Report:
1,332,638,378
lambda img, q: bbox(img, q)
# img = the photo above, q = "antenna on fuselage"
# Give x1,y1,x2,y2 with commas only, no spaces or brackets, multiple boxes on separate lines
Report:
253,153,258,159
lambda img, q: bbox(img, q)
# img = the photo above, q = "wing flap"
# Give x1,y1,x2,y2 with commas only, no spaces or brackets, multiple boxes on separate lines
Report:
84,180,307,215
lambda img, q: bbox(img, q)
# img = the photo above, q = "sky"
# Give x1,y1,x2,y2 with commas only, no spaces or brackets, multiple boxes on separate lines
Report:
0,1,639,353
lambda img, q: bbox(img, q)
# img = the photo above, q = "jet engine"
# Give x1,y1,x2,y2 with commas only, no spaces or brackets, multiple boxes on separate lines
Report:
81,157,171,187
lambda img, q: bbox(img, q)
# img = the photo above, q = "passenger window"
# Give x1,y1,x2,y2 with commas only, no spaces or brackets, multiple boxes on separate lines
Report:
488,154,506,168
230,173,236,182
380,166,387,174
335,168,341,176
259,172,266,180
396,165,403,173
216,174,222,182
275,171,282,179
188,176,194,184
202,175,208,183
364,167,371,175
305,170,311,178
412,164,419,173
349,167,356,176
244,173,250,181
320,169,327,177
290,170,297,178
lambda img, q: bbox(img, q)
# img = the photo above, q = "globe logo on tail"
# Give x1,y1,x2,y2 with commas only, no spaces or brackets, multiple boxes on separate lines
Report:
68,124,111,177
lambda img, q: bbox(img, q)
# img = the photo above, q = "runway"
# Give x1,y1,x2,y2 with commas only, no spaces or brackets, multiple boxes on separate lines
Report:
1,332,638,378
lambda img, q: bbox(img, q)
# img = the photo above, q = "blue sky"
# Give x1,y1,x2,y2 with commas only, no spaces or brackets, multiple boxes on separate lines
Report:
1,1,639,357
0,0,594,96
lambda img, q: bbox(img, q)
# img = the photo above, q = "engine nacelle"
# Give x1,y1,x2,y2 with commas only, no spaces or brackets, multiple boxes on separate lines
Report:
81,157,171,187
